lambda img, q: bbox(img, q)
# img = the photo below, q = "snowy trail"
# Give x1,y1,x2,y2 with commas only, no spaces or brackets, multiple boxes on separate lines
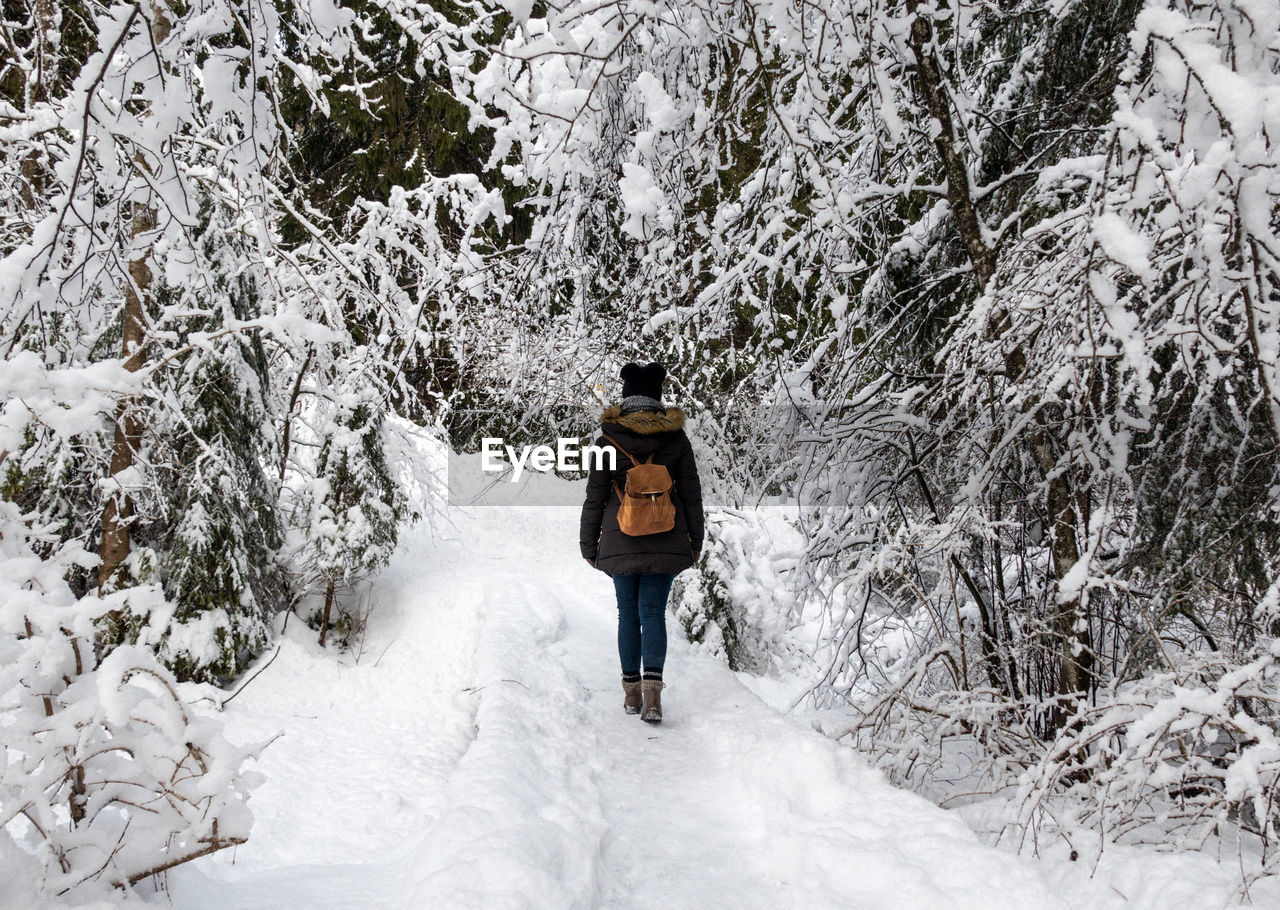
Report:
172,505,1070,909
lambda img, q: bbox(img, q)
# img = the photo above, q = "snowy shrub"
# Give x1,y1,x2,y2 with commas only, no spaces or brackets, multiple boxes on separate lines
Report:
832,648,1042,801
1014,609,1280,879
674,508,808,675
0,503,259,896
672,549,756,672
297,376,407,646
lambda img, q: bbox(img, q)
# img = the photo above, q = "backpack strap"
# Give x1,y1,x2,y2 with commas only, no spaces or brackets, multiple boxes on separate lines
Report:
601,433,647,502
601,433,639,467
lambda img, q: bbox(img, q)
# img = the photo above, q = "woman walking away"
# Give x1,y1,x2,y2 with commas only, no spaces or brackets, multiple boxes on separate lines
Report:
580,361,704,724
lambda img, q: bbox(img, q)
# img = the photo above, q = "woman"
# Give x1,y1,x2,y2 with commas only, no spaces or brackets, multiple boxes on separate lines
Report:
580,361,704,724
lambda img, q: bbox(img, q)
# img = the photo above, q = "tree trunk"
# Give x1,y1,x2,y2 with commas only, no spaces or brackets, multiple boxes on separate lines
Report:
32,0,57,103
907,433,1014,695
27,617,88,824
280,347,313,481
67,636,88,825
1034,433,1092,713
907,5,996,285
98,214,153,593
908,5,1091,719
99,1,171,593
319,578,336,647
17,0,57,209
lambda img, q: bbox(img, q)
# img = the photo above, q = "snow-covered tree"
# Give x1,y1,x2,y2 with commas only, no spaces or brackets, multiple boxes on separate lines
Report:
1,0,491,898
300,371,404,647
140,203,290,682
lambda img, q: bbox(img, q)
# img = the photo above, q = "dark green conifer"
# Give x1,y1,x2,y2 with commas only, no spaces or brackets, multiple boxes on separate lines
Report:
148,203,289,683
305,380,404,646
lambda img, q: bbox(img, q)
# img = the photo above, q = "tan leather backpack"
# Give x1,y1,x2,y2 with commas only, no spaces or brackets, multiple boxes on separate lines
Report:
602,433,676,536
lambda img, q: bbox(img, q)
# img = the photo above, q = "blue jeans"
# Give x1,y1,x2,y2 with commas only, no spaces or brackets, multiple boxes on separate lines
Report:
613,574,675,675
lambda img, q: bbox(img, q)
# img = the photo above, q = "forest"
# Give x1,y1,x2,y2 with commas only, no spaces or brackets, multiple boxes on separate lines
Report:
2,0,1278,903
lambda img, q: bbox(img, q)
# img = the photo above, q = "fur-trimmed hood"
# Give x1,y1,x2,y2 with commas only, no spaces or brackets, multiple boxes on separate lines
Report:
600,405,687,435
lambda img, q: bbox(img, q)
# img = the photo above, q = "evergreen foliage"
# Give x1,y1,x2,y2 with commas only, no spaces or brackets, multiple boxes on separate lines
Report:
303,373,404,646
146,205,288,682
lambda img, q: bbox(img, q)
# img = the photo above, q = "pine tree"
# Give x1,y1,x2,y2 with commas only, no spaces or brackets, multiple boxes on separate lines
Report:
303,376,404,646
145,203,289,683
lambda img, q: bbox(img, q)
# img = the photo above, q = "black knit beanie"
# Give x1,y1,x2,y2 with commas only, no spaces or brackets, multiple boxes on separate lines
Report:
620,361,666,400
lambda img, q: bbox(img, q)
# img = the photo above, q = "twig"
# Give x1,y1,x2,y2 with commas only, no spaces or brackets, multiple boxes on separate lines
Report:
461,679,530,693
354,585,375,664
221,645,282,708
373,639,396,668
127,836,247,884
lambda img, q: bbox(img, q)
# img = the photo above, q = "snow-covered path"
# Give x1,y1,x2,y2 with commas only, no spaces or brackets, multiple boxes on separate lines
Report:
171,506,1070,909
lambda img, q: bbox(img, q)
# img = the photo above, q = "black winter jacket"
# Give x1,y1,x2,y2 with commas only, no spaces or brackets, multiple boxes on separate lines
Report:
579,406,704,576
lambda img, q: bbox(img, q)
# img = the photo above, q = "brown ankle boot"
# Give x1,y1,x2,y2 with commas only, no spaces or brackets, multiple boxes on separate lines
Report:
622,678,642,715
641,679,664,724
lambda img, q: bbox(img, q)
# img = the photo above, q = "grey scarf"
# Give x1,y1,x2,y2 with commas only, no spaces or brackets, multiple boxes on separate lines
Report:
619,394,664,414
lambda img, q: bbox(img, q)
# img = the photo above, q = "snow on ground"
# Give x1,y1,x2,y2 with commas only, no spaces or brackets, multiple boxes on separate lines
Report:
167,500,1267,909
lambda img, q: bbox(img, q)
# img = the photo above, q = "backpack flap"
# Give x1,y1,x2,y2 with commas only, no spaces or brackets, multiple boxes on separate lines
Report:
625,462,672,496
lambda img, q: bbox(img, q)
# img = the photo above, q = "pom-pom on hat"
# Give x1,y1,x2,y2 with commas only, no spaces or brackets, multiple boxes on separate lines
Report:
620,361,666,400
